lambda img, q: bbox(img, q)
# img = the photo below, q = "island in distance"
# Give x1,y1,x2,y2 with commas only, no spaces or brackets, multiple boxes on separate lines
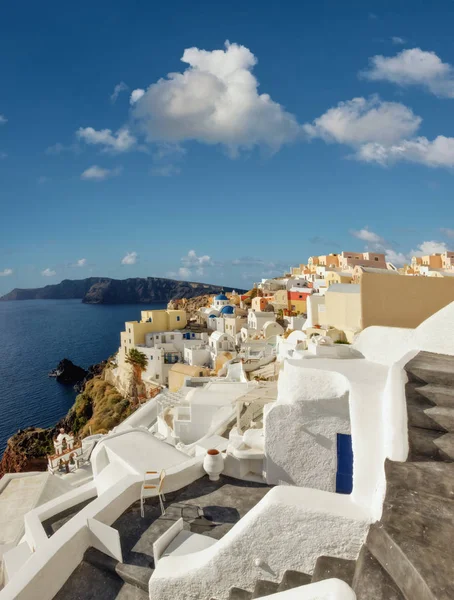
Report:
0,277,245,304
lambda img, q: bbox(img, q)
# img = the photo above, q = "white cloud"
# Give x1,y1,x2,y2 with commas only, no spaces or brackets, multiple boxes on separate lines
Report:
178,267,192,278
441,228,454,239
351,228,386,244
182,250,212,267
80,165,123,181
349,228,409,265
356,136,454,168
110,81,128,103
130,89,145,105
0,268,13,276
0,152,7,160
151,164,181,177
385,249,408,266
131,41,301,154
121,251,137,265
304,96,421,146
75,258,87,267
391,36,406,45
42,268,56,277
77,127,136,152
411,241,448,256
0,115,7,125
196,267,205,276
362,48,454,97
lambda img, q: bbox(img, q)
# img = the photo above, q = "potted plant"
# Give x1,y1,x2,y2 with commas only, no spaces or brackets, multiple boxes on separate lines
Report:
203,449,224,481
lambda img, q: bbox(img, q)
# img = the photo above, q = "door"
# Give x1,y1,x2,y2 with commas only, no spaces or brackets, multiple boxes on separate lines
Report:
336,433,353,494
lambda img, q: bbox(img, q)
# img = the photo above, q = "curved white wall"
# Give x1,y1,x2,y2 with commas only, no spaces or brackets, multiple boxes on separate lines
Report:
269,364,362,497
149,486,369,600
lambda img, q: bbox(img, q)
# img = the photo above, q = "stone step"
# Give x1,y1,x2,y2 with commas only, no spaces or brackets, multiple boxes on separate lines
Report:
406,394,446,432
311,556,355,586
277,570,311,592
407,427,445,461
434,433,454,461
84,547,153,593
229,587,253,600
116,563,152,593
384,459,454,500
252,579,279,598
425,406,454,432
416,384,454,408
367,523,454,600
352,545,404,600
405,351,454,386
84,546,118,573
382,485,454,555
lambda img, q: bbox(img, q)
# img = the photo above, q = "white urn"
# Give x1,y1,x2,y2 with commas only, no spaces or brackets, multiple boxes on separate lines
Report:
203,449,224,481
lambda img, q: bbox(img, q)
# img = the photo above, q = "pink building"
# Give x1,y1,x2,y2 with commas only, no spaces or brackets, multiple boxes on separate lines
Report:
338,251,387,271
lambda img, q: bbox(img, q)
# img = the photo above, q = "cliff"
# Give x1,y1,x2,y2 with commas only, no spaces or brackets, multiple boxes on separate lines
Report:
0,277,243,304
0,362,130,477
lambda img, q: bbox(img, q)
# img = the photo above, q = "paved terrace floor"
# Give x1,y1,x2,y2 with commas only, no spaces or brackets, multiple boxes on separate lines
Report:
54,475,272,600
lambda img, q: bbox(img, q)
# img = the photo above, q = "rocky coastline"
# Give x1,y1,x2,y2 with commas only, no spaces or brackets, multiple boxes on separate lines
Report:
0,358,126,478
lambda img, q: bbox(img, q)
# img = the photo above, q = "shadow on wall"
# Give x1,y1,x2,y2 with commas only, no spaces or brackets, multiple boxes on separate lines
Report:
265,393,350,490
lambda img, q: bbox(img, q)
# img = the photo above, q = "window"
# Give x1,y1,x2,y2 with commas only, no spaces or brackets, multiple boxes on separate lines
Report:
128,328,131,333
156,374,159,379
177,316,180,322
170,335,174,340
150,356,153,360
374,257,379,261
129,339,131,344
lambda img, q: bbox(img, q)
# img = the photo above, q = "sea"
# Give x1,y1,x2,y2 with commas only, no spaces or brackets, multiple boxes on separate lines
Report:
0,299,166,453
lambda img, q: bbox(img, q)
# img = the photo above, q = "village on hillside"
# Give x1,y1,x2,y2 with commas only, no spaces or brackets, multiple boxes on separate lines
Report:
2,248,454,600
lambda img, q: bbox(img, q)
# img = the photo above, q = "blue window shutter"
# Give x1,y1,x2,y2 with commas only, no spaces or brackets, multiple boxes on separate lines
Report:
336,433,353,494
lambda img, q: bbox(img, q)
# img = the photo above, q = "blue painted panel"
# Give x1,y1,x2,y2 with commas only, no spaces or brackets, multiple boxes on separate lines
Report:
336,433,353,494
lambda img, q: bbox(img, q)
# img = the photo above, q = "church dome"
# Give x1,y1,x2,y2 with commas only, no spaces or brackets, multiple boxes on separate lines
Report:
215,293,228,301
220,305,235,315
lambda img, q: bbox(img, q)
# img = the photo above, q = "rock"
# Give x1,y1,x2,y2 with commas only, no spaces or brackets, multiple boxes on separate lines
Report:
74,360,107,393
0,427,53,476
49,359,88,384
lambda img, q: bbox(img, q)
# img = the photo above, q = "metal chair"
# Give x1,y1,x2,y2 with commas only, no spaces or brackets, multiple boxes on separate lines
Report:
140,470,166,518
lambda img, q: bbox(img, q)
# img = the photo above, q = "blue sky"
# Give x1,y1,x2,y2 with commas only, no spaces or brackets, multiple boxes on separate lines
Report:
2,0,454,294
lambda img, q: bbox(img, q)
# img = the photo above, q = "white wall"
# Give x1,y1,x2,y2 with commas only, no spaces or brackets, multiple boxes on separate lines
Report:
305,295,325,329
265,393,350,489
149,486,369,600
184,346,211,367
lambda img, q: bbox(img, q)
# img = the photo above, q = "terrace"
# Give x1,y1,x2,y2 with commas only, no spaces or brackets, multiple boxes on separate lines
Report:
54,475,272,600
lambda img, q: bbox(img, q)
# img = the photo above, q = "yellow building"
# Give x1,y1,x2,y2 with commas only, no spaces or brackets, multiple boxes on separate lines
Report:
121,309,187,350
319,272,454,341
168,363,211,392
325,271,353,287
270,289,288,309
411,253,443,271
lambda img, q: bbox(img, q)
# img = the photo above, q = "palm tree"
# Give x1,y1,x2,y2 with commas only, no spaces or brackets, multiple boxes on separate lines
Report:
125,348,148,405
